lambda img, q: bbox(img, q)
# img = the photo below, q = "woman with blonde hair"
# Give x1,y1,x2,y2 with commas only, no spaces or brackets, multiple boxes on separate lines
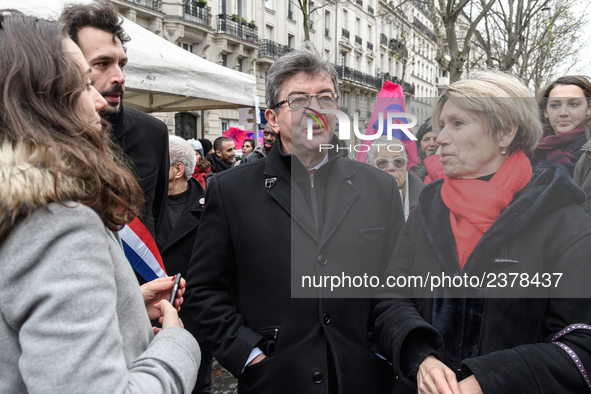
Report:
375,71,591,393
0,12,199,392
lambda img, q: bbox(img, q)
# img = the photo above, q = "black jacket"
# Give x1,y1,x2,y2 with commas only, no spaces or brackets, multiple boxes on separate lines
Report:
206,153,232,173
110,104,169,238
374,165,591,393
186,137,405,394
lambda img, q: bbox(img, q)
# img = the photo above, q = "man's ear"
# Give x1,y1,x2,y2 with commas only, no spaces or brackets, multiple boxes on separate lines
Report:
265,108,281,135
173,162,185,180
215,149,222,158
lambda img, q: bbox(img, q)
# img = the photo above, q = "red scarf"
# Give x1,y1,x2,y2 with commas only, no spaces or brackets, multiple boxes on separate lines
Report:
441,150,532,269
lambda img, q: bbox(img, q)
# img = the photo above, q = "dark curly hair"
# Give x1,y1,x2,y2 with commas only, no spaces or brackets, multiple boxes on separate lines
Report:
60,0,130,48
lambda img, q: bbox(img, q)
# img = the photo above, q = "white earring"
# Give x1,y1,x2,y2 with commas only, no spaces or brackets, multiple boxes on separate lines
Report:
501,147,507,155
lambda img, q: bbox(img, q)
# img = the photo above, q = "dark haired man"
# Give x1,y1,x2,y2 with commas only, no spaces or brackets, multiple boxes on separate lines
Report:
206,136,235,173
240,123,277,164
60,1,169,245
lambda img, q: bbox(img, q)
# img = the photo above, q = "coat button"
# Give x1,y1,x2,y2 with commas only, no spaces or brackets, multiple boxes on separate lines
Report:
312,372,323,384
322,313,331,324
318,254,327,266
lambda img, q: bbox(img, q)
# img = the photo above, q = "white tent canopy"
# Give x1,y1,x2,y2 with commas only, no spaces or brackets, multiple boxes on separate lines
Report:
0,0,257,112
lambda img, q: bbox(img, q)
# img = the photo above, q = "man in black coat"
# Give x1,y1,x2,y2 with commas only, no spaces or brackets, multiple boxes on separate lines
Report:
186,43,405,394
157,136,211,394
61,2,169,241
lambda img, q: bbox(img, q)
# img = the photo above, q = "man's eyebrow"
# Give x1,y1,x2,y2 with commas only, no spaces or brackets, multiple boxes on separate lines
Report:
284,88,335,96
89,55,128,63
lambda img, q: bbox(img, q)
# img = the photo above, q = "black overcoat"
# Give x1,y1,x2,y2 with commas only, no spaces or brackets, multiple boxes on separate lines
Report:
186,139,405,394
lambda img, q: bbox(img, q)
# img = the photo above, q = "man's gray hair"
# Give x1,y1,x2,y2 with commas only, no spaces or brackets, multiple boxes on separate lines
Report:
265,41,340,111
169,135,196,180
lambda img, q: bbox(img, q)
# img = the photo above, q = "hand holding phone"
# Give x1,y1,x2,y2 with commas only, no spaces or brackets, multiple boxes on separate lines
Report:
169,273,182,305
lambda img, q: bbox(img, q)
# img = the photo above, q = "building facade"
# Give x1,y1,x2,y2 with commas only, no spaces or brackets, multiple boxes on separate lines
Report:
111,0,466,147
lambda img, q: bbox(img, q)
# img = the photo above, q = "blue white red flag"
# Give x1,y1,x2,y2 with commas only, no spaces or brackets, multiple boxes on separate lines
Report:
119,217,167,281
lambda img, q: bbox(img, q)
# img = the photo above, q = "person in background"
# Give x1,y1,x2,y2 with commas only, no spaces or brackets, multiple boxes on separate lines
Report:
533,75,591,177
410,118,439,181
188,138,212,188
241,123,277,164
0,13,199,393
242,138,255,156
367,136,424,220
199,138,214,156
61,0,169,241
206,136,235,173
234,138,255,166
374,71,591,394
157,136,211,394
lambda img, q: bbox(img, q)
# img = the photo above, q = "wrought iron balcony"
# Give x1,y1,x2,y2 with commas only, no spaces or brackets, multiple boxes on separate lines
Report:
334,64,382,90
412,17,436,42
355,35,362,45
389,38,408,57
259,39,294,60
124,0,161,12
380,33,388,46
184,1,211,27
217,14,258,43
342,28,350,39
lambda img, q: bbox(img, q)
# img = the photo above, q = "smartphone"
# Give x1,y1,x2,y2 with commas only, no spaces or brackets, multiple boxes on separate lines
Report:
169,273,182,305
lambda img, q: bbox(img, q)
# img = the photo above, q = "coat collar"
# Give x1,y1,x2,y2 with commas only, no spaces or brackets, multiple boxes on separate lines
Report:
418,165,585,273
263,135,359,245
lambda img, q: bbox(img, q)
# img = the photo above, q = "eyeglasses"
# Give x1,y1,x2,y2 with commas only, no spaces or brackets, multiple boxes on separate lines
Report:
273,93,339,110
372,157,407,171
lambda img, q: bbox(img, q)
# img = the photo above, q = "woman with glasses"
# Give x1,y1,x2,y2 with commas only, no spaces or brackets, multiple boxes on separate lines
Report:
367,136,424,220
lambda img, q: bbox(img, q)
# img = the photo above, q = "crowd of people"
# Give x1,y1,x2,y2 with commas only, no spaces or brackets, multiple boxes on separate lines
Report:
1,1,591,394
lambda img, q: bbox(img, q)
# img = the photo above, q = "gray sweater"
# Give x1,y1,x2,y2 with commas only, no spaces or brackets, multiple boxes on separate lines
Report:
0,202,200,393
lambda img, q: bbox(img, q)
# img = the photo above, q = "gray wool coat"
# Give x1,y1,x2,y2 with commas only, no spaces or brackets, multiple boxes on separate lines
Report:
0,201,200,393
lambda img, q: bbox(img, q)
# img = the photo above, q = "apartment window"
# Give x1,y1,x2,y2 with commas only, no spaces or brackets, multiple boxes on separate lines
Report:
309,1,315,30
288,34,295,48
235,0,244,16
178,42,193,53
340,52,347,67
221,119,229,132
221,53,228,67
266,24,274,40
237,58,244,72
265,0,273,10
324,11,330,37
219,0,227,15
288,1,295,20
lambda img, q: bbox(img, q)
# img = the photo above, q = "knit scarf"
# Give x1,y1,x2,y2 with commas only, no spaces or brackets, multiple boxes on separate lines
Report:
535,125,586,176
441,150,532,269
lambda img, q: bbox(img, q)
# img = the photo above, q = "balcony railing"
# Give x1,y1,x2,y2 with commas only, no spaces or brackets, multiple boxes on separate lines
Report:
334,64,416,95
217,15,258,42
412,17,437,42
389,38,408,57
259,39,294,60
380,33,388,46
184,1,211,27
368,5,374,14
355,35,362,45
342,28,350,39
124,0,162,12
367,42,373,51
377,72,416,94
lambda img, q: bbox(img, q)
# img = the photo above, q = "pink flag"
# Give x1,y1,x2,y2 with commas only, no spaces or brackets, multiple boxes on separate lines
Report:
356,81,418,168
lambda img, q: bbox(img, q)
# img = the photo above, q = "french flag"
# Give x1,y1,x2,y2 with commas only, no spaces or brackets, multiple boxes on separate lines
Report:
355,81,418,167
119,217,167,281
